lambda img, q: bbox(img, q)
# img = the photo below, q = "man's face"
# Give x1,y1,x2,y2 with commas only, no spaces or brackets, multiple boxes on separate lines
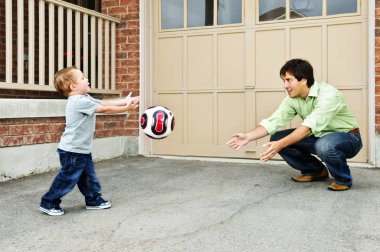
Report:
281,72,308,99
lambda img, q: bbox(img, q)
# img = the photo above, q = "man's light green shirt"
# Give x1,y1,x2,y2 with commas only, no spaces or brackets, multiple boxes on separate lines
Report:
259,82,359,137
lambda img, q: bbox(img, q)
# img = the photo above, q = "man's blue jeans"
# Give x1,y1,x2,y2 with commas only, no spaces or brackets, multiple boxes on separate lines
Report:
40,149,103,208
270,129,362,186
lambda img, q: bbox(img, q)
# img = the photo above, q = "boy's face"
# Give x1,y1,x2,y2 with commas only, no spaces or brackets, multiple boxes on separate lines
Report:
281,72,309,99
70,69,90,95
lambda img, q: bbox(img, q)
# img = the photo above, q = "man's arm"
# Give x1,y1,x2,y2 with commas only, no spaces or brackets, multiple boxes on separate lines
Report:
260,125,311,162
226,125,269,150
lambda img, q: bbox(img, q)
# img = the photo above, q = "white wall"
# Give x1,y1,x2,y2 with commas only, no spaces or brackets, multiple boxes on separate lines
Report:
0,136,138,182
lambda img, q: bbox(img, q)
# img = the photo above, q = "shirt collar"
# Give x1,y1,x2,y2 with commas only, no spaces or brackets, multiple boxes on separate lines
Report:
307,81,319,98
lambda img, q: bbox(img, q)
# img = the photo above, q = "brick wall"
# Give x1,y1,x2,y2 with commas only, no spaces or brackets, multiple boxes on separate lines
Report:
0,114,138,148
101,0,140,137
376,1,380,133
0,118,64,147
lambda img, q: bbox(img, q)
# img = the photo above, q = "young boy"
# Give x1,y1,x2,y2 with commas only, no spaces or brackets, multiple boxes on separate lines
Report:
40,66,139,216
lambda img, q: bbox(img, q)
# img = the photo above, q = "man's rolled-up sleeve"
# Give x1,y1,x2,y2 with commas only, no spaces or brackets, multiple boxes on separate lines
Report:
301,93,342,136
259,98,297,135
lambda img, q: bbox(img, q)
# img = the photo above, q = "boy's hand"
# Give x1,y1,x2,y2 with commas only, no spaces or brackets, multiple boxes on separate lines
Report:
124,92,140,105
124,102,139,111
124,92,140,111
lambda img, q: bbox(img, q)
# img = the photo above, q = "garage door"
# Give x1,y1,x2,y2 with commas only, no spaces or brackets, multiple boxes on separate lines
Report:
150,0,368,162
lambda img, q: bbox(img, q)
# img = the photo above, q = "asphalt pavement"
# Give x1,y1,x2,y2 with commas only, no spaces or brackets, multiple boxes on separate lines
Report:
0,156,379,251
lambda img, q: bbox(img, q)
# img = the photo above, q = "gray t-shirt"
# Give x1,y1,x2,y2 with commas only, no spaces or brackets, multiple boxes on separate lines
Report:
58,94,101,154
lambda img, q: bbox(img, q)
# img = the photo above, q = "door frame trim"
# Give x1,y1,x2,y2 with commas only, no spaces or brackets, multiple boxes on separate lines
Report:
139,0,153,156
368,0,375,165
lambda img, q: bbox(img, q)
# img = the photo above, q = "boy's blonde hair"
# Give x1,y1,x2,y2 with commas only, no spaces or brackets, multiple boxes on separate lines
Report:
54,66,78,96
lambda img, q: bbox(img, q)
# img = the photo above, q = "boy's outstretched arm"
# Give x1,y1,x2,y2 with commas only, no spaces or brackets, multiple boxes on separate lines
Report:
100,92,140,106
96,96,140,114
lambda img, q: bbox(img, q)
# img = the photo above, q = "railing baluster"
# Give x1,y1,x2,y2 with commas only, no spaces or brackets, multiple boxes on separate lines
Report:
48,3,55,86
5,0,12,83
91,16,96,89
58,5,64,70
67,9,72,67
111,22,116,90
29,0,35,85
105,20,110,89
97,18,103,89
83,14,89,77
17,0,24,84
75,11,81,69
39,0,45,86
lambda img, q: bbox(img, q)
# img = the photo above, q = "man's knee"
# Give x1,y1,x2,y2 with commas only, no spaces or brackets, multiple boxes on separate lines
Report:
314,138,336,159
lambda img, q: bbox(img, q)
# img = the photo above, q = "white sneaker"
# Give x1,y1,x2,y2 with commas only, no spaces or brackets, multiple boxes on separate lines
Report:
39,206,64,216
86,200,111,210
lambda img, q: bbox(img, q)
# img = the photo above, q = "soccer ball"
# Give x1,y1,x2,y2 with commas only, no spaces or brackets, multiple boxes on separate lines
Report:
140,106,175,139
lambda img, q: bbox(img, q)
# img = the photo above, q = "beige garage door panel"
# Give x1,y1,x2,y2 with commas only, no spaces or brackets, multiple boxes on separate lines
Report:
327,23,363,85
255,29,286,89
158,37,183,90
217,92,246,145
290,26,323,81
188,35,213,90
255,91,286,147
187,93,214,145
218,33,245,89
340,89,368,162
156,94,183,145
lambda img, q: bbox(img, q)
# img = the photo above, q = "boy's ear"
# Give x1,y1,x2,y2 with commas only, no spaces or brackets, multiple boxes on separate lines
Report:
70,83,77,90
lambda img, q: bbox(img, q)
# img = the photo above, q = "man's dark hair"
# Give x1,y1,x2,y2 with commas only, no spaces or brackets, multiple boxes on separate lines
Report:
280,59,315,87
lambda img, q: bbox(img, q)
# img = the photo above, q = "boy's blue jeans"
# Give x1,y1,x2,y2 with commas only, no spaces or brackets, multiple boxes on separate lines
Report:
40,149,103,209
270,129,362,186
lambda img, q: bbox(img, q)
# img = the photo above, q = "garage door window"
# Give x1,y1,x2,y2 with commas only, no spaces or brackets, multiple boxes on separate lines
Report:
218,0,243,25
327,0,357,15
161,0,184,29
188,0,214,27
161,0,243,30
259,0,358,22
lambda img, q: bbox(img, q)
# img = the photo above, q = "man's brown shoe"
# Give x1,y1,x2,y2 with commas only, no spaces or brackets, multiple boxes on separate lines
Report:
292,167,329,182
327,182,351,191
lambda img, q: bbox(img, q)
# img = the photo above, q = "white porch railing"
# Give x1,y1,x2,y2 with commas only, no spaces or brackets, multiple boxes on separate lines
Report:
1,0,120,94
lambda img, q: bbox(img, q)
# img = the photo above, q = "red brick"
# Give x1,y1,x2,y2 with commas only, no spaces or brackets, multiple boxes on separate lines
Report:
24,134,47,145
128,5,139,13
127,51,139,59
376,126,380,134
2,136,24,147
107,6,127,15
127,82,140,90
125,120,139,128
33,124,53,134
9,125,33,135
376,37,380,47
102,0,120,8
127,66,139,74
120,0,139,6
0,125,10,136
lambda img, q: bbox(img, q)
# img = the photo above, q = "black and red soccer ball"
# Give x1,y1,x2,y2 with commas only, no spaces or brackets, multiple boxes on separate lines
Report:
140,106,175,139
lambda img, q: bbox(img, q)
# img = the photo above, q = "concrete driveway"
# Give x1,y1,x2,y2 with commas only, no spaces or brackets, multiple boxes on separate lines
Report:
0,156,379,251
